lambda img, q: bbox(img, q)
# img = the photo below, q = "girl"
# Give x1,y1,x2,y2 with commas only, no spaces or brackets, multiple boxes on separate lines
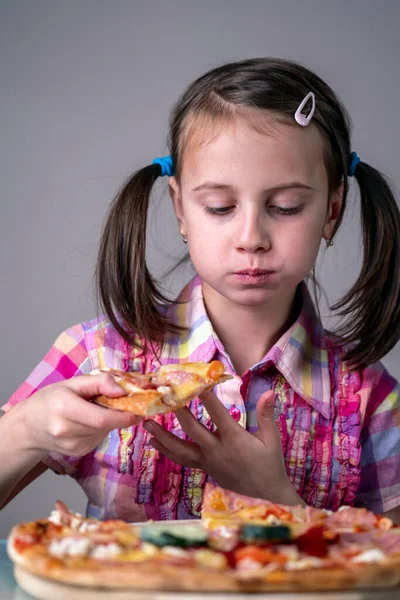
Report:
1,58,400,524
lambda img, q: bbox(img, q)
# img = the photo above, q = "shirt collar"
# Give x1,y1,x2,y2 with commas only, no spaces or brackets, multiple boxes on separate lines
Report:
162,275,331,419
262,286,331,419
161,275,219,365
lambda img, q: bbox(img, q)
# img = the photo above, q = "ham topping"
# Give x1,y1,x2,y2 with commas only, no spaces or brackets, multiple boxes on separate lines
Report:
325,507,377,531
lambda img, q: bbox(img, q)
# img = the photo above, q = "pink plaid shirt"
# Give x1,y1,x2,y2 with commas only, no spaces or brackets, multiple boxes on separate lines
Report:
3,276,400,520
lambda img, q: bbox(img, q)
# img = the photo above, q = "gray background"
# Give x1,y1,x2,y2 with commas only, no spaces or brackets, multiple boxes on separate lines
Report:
0,0,399,538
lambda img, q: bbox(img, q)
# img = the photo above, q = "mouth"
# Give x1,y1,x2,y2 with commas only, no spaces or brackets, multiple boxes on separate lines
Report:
235,269,274,276
233,269,276,284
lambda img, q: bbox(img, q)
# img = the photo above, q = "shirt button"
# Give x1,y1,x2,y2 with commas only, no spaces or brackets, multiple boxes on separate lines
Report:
229,406,241,421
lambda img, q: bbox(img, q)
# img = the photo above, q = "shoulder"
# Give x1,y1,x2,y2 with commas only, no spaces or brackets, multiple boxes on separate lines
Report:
58,314,144,372
323,335,399,417
3,315,145,413
53,315,108,343
358,361,399,431
51,316,108,366
356,362,400,513
40,313,138,377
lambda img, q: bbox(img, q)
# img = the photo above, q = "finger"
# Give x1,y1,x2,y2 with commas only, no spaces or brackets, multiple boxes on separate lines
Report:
59,373,142,430
255,390,277,445
60,372,127,399
198,390,237,434
149,437,201,468
54,392,141,431
174,407,215,445
143,420,201,463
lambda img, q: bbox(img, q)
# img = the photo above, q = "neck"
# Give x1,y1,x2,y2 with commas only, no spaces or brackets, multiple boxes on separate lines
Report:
202,283,299,376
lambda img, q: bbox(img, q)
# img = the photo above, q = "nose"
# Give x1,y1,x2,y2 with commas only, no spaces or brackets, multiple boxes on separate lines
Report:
236,209,271,253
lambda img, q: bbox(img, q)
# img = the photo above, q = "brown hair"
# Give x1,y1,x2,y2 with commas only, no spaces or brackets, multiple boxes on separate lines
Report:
96,58,400,369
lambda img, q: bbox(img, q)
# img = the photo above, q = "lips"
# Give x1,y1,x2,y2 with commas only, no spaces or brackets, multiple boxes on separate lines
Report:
235,269,274,276
233,269,276,284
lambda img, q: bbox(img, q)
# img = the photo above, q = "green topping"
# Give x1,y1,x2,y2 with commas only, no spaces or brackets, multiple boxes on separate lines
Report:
140,524,208,548
239,524,292,544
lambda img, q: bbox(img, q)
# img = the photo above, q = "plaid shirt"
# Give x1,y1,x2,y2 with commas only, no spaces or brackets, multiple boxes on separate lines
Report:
3,275,400,520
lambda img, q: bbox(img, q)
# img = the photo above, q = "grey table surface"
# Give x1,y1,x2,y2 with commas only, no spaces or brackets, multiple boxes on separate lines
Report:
1,539,400,600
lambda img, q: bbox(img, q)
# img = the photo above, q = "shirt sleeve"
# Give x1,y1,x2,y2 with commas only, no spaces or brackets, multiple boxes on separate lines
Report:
2,324,91,476
355,363,400,514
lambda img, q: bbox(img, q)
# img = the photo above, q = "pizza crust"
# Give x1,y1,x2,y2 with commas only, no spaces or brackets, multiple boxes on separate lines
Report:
8,528,400,592
93,391,174,416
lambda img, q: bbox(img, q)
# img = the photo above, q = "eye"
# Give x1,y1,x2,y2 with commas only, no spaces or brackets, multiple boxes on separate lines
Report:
272,205,303,216
204,206,233,216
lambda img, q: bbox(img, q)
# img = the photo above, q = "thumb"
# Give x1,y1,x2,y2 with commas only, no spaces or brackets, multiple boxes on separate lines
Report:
255,390,277,443
59,373,142,428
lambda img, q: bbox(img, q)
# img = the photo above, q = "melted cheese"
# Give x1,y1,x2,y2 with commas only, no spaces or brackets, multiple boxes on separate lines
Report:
70,515,84,530
352,549,385,564
162,546,188,558
194,549,228,570
236,557,264,571
78,521,99,533
90,543,122,560
48,508,84,530
275,546,299,560
49,537,91,558
156,386,176,404
285,557,324,570
48,510,63,526
116,546,160,562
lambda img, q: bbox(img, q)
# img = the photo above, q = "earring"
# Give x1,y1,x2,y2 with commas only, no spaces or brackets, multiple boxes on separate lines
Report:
181,234,187,244
326,239,334,247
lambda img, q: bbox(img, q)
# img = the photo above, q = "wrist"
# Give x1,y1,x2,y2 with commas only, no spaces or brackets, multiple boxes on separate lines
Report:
278,480,307,507
258,478,307,507
11,399,48,460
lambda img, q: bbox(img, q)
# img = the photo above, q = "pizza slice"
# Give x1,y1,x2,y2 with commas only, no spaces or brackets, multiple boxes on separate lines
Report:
201,483,396,553
92,360,232,416
201,482,304,525
201,483,307,551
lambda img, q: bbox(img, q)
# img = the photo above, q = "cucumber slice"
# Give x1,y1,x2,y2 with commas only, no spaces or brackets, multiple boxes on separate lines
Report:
239,524,292,544
140,524,208,548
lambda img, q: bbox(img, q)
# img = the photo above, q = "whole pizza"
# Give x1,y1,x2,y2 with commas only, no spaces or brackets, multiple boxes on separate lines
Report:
8,483,400,594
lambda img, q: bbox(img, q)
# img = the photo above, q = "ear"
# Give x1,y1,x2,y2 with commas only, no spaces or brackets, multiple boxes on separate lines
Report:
322,181,345,241
169,177,187,236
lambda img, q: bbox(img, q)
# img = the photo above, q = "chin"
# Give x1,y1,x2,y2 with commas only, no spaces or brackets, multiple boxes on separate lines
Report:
228,289,278,307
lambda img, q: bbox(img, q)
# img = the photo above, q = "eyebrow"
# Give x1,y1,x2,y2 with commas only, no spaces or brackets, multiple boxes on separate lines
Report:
192,181,314,193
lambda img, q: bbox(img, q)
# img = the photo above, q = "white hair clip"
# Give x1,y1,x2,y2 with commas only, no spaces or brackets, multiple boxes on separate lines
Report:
294,92,316,127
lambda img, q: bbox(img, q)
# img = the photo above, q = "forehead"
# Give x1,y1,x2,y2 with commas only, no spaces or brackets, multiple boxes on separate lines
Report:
180,114,327,189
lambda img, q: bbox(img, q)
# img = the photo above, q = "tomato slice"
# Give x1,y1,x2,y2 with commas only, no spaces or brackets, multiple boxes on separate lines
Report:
295,525,328,558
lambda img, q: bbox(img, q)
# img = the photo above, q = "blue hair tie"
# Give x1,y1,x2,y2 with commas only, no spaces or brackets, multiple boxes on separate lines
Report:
152,156,174,177
348,151,360,177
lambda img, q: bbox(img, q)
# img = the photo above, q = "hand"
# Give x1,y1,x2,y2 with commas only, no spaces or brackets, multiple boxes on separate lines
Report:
18,373,141,457
143,390,304,505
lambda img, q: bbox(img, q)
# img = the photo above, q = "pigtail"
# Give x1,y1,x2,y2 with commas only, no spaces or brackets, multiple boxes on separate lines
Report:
96,164,182,346
332,162,400,369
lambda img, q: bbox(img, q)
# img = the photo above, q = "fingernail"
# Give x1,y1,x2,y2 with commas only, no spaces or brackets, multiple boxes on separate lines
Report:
143,420,154,432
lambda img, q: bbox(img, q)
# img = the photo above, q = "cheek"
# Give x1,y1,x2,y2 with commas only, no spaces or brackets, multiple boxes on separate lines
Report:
283,215,325,265
189,234,222,262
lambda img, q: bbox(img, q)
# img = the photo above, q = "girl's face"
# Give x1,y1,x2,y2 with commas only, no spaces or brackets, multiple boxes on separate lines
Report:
170,117,341,310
